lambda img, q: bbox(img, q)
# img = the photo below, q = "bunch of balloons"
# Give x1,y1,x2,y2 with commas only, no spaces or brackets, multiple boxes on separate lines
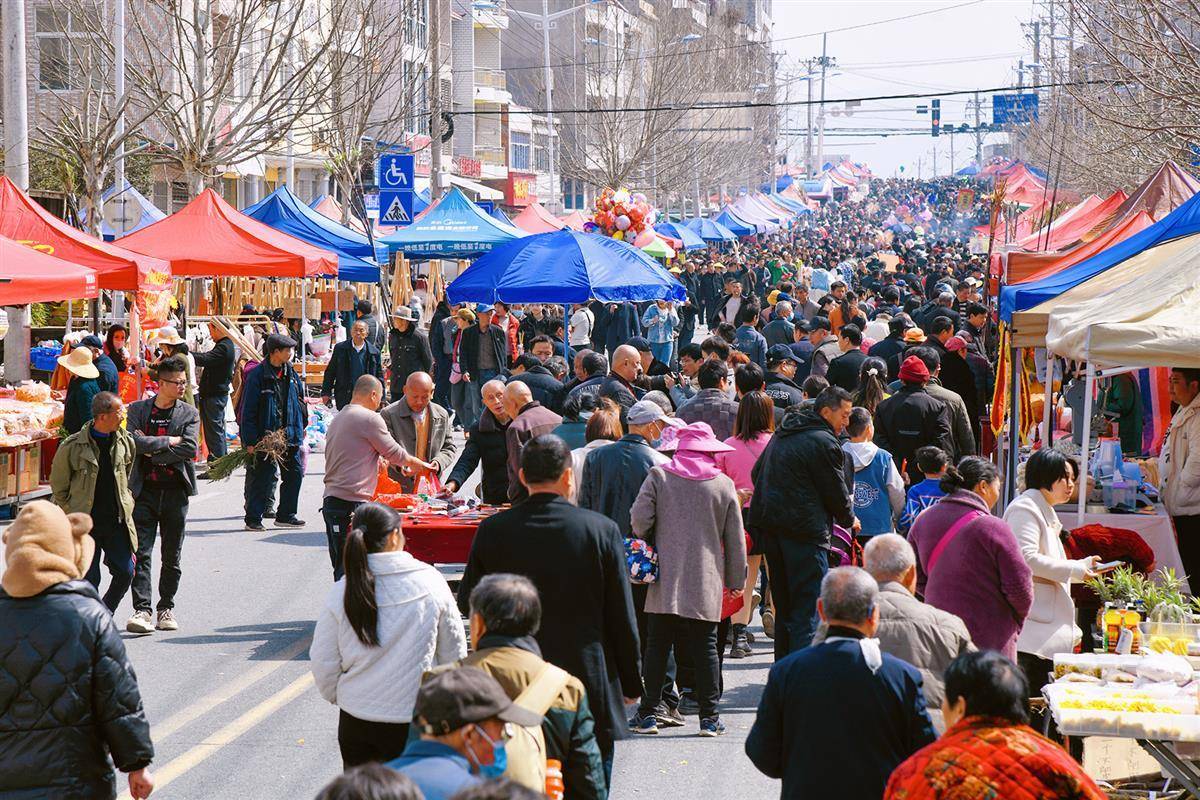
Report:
585,187,658,246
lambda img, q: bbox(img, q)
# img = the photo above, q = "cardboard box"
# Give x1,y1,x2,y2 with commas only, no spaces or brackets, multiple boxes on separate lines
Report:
282,297,321,320
0,451,12,500
315,289,356,313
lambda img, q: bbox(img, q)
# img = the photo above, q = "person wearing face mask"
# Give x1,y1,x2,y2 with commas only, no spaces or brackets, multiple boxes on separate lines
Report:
908,457,1033,662
885,652,1105,800
386,666,543,799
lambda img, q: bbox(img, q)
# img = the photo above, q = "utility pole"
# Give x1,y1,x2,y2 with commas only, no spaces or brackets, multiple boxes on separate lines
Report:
930,143,938,178
973,90,983,165
429,0,444,200
3,0,31,383
948,131,955,175
816,33,831,177
1031,20,1041,88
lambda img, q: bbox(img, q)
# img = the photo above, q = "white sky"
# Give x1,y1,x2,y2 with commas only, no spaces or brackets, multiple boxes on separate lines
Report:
771,0,1032,177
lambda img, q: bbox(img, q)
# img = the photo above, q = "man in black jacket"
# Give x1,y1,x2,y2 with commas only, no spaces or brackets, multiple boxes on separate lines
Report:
824,324,867,393
459,305,509,390
193,320,238,462
444,379,511,504
0,501,156,799
387,306,433,400
458,436,641,786
321,320,385,410
874,355,955,484
598,344,644,413
868,316,913,383
749,387,857,658
926,316,979,429
763,345,806,410
508,352,565,413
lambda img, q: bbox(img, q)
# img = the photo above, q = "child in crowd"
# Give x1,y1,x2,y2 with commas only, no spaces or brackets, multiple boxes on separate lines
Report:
898,446,950,535
843,407,905,539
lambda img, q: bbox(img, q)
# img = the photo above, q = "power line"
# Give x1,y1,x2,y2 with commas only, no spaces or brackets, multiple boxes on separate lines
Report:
449,76,1115,116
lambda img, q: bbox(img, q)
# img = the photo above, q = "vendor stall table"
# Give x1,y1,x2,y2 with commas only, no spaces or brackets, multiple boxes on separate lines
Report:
402,509,501,564
1058,505,1189,593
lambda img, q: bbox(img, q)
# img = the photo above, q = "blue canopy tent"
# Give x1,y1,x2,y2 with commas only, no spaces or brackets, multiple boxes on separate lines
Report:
768,193,810,215
716,207,757,236
84,179,166,240
414,188,431,215
654,222,706,251
683,216,737,243
378,187,524,259
999,189,1200,321
488,204,513,226
243,185,379,282
446,229,686,305
955,163,980,177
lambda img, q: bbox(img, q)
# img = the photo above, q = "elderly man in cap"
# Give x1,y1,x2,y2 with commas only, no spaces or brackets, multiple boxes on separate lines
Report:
322,319,385,410
241,333,309,531
388,304,433,401
60,346,103,434
78,334,120,393
386,666,542,799
381,372,458,491
763,345,806,410
460,303,509,401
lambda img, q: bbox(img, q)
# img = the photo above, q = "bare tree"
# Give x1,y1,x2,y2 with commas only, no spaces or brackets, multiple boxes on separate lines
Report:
321,0,430,226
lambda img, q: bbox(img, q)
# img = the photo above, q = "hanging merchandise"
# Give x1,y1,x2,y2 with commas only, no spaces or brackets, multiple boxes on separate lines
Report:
588,187,657,242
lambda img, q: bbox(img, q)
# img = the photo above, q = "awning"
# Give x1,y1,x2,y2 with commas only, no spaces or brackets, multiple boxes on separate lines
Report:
0,235,99,305
379,187,525,258
447,174,503,201
243,185,379,282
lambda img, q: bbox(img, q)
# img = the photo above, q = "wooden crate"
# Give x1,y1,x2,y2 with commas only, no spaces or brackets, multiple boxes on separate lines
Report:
0,441,41,498
281,297,321,320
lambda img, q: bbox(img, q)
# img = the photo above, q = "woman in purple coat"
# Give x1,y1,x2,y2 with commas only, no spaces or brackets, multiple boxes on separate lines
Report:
908,457,1033,661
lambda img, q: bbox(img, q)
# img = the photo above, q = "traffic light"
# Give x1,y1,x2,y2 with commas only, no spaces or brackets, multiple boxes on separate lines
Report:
931,99,941,138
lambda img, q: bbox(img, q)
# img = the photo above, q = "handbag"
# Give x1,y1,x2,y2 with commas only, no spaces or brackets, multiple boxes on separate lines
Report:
624,537,658,584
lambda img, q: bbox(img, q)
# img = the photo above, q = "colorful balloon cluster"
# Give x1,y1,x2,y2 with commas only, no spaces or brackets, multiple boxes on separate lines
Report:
585,187,658,246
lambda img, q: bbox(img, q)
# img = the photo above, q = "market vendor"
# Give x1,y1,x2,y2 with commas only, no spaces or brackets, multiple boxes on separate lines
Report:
1162,367,1200,581
60,347,102,435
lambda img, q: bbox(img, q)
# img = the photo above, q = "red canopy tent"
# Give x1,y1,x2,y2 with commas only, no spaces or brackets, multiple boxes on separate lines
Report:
0,235,99,305
118,189,337,277
1004,210,1155,284
1013,192,1134,252
0,176,169,291
1109,161,1200,223
558,211,587,231
511,203,567,234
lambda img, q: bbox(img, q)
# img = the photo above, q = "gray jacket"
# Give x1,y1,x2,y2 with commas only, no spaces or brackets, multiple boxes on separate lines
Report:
813,581,975,707
926,379,977,460
127,397,200,498
380,398,459,490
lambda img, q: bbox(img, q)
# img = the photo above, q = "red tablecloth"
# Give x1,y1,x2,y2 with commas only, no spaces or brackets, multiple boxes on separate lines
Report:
402,514,484,564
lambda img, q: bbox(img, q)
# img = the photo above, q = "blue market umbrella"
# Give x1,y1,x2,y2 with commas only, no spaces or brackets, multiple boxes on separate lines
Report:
446,229,686,305
684,216,738,243
654,222,706,251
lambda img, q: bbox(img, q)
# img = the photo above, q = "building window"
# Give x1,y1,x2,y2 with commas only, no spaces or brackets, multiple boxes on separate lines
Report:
35,6,100,91
534,133,549,173
562,179,585,210
511,131,531,172
170,182,190,213
221,177,239,206
405,0,429,50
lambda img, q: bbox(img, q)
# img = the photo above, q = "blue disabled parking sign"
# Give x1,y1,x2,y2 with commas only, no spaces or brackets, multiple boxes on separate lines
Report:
377,153,415,226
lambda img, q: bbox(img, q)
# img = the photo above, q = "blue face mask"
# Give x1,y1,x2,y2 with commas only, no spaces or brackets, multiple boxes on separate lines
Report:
468,724,508,779
511,309,526,320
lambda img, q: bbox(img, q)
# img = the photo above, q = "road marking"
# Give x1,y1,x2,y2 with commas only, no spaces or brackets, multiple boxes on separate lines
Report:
148,634,312,742
117,672,315,800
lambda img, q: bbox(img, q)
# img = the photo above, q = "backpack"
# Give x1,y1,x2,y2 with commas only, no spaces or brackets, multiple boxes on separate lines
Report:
501,662,572,792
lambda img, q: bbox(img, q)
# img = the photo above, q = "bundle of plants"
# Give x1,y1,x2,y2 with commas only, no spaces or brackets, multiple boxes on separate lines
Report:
207,428,289,481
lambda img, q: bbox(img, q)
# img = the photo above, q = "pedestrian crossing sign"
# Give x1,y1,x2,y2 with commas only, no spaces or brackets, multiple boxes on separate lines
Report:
379,190,414,226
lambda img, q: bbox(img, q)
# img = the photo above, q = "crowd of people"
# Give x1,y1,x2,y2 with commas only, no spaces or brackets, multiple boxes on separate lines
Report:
9,175,1178,800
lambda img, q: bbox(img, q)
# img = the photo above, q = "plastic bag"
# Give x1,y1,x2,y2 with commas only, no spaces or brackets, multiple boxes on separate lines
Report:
1136,653,1194,686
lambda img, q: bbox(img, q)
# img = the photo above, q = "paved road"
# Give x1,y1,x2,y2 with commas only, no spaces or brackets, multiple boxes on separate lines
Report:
64,451,782,800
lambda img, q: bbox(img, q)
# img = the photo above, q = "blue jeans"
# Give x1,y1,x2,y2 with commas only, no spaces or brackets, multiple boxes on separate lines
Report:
245,444,304,525
761,535,829,659
85,518,135,612
650,341,672,368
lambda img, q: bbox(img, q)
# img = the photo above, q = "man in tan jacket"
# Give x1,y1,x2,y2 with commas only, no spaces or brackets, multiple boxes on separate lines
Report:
380,371,459,491
49,391,137,612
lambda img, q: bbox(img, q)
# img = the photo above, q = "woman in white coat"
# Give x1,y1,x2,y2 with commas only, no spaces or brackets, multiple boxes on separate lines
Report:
310,501,467,768
1004,450,1099,713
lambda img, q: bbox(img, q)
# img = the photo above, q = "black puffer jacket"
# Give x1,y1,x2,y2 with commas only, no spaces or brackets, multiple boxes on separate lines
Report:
446,409,510,505
0,581,153,799
749,407,854,545
873,384,954,483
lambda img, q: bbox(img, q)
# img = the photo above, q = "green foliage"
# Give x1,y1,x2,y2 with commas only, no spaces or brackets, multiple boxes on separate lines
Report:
1088,565,1192,616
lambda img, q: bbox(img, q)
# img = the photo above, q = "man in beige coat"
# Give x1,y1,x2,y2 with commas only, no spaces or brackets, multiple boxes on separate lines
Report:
381,372,459,491
49,391,137,611
813,534,974,708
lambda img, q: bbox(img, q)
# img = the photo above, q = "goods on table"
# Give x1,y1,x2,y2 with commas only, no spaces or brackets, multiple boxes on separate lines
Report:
303,403,334,453
0,384,64,446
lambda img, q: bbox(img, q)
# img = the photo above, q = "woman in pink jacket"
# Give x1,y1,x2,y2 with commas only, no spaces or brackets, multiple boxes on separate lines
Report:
717,390,775,658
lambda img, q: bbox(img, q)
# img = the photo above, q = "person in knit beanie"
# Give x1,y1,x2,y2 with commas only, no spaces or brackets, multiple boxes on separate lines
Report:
0,500,156,799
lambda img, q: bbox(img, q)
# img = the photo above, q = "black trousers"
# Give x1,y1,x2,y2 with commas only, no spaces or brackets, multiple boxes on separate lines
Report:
198,393,228,461
632,583,681,711
338,710,410,769
638,614,721,721
131,486,190,613
1173,515,1200,584
321,496,361,581
84,518,134,612
761,535,828,660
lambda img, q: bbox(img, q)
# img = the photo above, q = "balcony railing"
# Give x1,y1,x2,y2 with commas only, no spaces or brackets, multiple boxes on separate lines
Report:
474,69,507,91
476,146,507,166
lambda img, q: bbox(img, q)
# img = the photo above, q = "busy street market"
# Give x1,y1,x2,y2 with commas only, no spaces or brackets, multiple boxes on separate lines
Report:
7,1,1200,799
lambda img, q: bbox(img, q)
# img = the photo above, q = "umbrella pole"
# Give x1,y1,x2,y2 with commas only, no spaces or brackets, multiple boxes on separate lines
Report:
301,279,307,382
563,303,571,378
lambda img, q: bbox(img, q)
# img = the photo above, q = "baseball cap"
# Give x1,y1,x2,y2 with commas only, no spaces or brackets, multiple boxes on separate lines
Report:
625,336,652,353
476,303,494,314
78,335,104,350
627,399,668,425
767,344,802,365
415,667,543,736
807,316,831,332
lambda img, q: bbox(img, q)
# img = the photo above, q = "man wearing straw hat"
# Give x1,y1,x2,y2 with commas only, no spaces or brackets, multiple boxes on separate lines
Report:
61,346,103,435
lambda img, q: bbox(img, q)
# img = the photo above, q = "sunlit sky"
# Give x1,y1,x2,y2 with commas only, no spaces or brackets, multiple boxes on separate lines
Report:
771,0,1031,176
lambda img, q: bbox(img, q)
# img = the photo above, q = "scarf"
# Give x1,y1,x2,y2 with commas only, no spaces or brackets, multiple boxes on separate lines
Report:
823,624,884,674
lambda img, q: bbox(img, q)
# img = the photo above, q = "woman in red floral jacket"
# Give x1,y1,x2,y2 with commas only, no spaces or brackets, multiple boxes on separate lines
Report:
885,651,1105,800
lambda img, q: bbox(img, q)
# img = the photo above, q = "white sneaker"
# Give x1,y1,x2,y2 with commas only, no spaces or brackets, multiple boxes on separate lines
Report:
126,610,155,634
156,609,179,631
